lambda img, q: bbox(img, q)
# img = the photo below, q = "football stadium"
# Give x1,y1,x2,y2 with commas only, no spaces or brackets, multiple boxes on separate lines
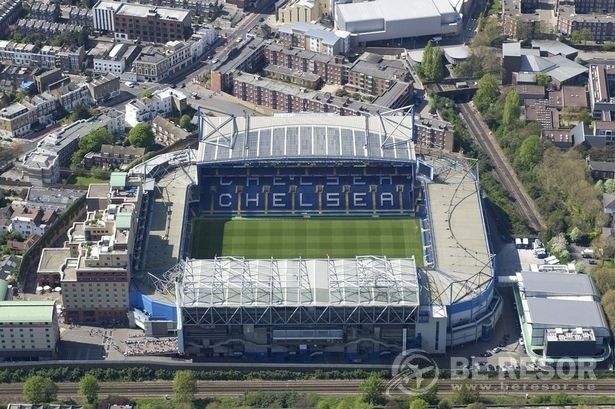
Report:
137,109,502,360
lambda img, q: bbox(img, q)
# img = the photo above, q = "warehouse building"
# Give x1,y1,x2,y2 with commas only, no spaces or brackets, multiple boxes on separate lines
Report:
511,271,611,364
334,0,461,45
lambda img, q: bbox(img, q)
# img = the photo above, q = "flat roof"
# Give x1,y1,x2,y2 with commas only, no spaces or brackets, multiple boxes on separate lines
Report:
525,297,608,329
198,113,416,164
38,248,71,273
0,300,55,323
518,271,598,297
336,0,457,24
115,3,190,21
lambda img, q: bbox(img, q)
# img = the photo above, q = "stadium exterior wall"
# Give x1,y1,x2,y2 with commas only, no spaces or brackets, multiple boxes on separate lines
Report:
130,286,177,322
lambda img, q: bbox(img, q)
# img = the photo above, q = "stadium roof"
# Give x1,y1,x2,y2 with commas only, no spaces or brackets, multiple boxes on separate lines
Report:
179,256,419,308
197,112,416,164
423,157,493,305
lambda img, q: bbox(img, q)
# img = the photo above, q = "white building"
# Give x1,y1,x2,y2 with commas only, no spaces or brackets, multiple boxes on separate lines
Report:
93,43,127,75
93,0,122,32
9,206,56,237
125,88,187,127
189,26,217,61
0,300,60,360
334,0,461,44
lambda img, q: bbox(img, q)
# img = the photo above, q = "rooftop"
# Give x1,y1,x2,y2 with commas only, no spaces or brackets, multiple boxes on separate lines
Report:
336,0,459,24
525,297,608,328
518,271,598,298
115,3,190,21
198,112,416,164
180,256,419,308
0,300,55,324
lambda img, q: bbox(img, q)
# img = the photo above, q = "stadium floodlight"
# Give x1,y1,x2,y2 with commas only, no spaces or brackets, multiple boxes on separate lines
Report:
379,105,415,149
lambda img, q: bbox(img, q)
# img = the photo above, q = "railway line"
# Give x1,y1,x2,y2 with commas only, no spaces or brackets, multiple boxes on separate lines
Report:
458,102,545,232
0,379,614,399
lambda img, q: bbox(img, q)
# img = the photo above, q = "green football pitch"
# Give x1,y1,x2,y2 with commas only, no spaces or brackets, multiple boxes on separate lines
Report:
189,217,423,264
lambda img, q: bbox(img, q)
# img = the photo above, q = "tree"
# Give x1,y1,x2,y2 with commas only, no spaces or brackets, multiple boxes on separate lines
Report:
472,74,499,113
571,28,592,45
173,370,197,403
127,123,154,149
71,127,115,168
569,226,583,243
79,374,99,405
410,398,429,409
548,233,568,256
502,90,520,129
605,179,615,193
437,399,452,409
419,41,445,82
517,135,542,171
360,373,385,406
452,381,480,404
142,90,154,99
67,104,92,123
23,375,58,403
179,114,193,130
536,73,551,87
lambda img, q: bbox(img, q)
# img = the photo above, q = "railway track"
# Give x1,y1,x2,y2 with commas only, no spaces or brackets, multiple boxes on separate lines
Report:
458,102,545,232
1,379,614,399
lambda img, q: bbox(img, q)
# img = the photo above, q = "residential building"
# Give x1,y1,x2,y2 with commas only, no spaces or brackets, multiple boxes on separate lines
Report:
93,43,140,75
15,19,85,36
0,300,60,360
151,116,191,146
132,46,170,82
20,110,125,186
557,6,615,41
8,206,57,237
278,22,351,56
516,84,546,101
334,0,461,45
93,1,192,43
210,37,267,92
83,144,145,169
69,6,94,27
589,160,615,179
572,120,615,147
33,69,64,93
49,83,92,112
0,41,85,73
29,3,60,22
88,74,121,104
542,128,574,148
0,103,36,139
588,64,615,121
264,44,347,85
347,53,409,96
0,0,22,32
189,26,218,62
125,87,187,126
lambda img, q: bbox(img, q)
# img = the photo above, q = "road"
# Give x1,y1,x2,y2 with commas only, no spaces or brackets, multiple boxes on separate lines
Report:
0,379,612,400
458,102,545,232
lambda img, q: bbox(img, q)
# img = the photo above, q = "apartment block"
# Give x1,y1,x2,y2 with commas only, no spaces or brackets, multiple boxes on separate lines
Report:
588,64,615,121
20,110,125,186
83,144,145,169
557,7,615,42
347,53,409,96
125,87,186,126
132,41,191,82
264,44,347,85
87,73,121,104
9,206,57,237
210,36,267,92
278,22,350,56
151,116,191,146
94,0,192,43
0,300,60,360
0,103,36,139
93,43,140,75
0,41,85,73
0,0,23,32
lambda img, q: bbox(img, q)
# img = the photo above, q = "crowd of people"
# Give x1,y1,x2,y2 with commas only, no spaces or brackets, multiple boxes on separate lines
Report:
124,337,179,356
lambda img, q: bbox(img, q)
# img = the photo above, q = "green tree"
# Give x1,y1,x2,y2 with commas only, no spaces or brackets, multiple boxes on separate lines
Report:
79,374,99,404
536,73,551,87
127,123,154,149
179,114,193,130
142,90,154,99
67,104,92,123
452,381,480,405
569,226,583,243
71,127,115,168
437,399,452,409
360,373,385,406
420,41,445,82
502,90,520,129
571,28,592,45
23,375,58,403
517,135,542,171
173,370,197,403
472,74,499,113
410,398,429,409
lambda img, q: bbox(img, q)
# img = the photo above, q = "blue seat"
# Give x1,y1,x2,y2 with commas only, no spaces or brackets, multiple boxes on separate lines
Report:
322,184,345,211
295,185,318,211
348,184,372,211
